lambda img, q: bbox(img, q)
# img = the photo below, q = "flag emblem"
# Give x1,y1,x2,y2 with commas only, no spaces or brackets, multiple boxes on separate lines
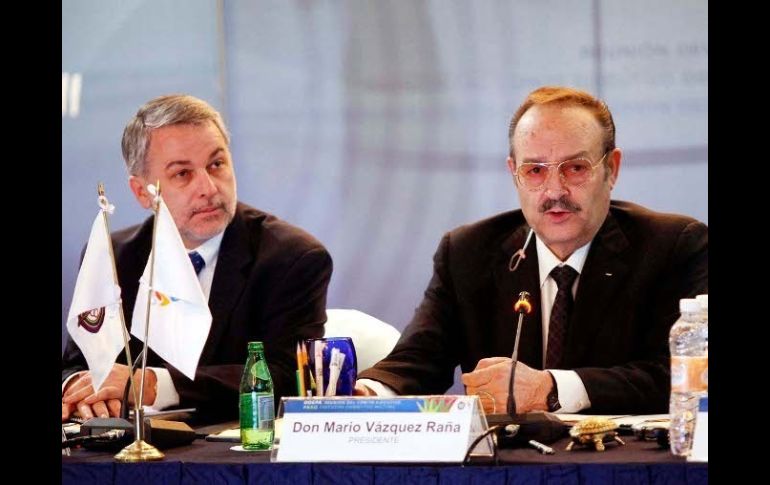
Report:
153,291,179,306
77,307,105,333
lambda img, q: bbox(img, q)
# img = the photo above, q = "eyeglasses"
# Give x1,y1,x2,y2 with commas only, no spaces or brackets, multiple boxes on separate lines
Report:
515,152,608,190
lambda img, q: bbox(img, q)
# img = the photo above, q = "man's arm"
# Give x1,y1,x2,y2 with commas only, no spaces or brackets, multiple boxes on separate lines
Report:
358,234,462,395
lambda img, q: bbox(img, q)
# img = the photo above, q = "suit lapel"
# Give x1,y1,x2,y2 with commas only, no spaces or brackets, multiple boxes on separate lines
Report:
492,223,544,369
199,207,254,364
564,211,630,367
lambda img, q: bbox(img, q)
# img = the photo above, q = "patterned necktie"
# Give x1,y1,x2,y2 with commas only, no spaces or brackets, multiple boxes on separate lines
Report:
188,251,206,275
545,265,579,369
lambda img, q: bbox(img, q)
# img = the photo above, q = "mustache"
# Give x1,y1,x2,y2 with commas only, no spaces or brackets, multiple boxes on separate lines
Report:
191,200,227,216
539,196,581,213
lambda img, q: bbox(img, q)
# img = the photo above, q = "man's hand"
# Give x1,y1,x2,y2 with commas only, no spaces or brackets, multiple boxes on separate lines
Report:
61,364,157,422
461,357,553,414
354,381,377,396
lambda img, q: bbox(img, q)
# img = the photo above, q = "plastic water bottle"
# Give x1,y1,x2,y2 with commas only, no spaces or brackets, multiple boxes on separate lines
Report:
696,294,708,354
669,298,708,456
239,341,275,450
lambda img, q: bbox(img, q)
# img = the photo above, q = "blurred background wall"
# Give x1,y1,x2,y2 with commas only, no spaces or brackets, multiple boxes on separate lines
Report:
63,0,707,389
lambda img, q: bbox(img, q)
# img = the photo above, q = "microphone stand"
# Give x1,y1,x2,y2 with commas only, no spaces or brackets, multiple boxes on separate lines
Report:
115,182,165,462
506,291,531,415
486,291,567,447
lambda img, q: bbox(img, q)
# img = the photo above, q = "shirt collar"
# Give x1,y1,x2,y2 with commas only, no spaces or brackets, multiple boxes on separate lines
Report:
535,235,592,288
187,231,224,267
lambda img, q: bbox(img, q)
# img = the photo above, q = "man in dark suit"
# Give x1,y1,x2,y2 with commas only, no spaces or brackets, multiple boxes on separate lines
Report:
62,94,332,424
357,86,707,415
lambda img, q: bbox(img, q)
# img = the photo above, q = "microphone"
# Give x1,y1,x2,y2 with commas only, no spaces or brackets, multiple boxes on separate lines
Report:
508,228,534,272
486,291,568,447
506,291,532,415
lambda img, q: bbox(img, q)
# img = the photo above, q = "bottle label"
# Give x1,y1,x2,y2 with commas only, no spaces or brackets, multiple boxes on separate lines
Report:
257,395,275,424
240,393,275,428
671,356,708,392
250,360,270,381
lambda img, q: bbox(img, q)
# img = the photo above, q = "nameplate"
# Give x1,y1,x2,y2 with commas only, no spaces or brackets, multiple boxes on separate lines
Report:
688,396,708,462
273,396,491,462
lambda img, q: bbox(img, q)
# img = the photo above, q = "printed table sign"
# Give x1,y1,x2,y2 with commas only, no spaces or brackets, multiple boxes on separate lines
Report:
273,396,492,462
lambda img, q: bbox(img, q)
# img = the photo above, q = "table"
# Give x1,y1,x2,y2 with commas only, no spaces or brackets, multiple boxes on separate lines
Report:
62,434,707,484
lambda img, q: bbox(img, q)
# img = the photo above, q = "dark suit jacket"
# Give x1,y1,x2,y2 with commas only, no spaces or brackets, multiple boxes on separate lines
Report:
358,200,708,414
62,202,333,423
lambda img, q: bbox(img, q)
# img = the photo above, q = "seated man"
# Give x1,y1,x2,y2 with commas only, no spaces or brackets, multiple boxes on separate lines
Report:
357,85,707,415
62,94,333,424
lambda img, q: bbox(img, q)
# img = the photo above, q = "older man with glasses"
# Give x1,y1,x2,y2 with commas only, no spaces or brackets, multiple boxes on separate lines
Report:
356,85,708,416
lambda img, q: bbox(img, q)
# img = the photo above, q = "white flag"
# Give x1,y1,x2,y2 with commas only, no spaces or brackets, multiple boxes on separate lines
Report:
131,197,212,380
66,212,124,391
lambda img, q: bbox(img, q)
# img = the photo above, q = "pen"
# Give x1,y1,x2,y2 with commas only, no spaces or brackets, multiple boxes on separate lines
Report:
315,342,325,396
528,439,555,455
295,342,306,396
301,342,311,395
307,363,317,395
325,349,345,396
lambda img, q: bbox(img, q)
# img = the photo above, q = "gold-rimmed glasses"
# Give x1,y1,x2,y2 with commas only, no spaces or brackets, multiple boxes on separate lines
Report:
515,152,608,190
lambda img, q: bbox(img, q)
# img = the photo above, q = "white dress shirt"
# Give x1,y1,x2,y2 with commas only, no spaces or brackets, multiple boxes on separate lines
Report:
361,235,595,412
535,236,592,413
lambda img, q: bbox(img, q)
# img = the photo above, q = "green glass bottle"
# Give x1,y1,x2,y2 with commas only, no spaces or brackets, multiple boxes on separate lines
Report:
239,341,275,450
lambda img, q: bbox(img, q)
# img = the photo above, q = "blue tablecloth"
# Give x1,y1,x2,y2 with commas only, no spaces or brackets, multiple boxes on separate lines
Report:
62,437,707,484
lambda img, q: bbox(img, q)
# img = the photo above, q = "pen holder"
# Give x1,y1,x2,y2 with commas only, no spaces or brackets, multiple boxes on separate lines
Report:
304,337,357,397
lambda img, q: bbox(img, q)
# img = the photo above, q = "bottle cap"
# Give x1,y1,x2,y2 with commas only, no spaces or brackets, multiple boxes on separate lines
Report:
248,341,264,351
695,294,708,310
679,298,700,313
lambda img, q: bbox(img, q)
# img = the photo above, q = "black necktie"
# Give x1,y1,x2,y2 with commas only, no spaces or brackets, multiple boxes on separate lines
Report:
188,251,205,275
546,265,579,369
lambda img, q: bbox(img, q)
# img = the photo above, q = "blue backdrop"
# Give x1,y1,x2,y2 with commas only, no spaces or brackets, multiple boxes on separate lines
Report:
63,1,708,391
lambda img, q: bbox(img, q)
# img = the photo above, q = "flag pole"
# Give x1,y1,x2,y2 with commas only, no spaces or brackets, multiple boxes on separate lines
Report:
115,181,164,462
97,183,140,409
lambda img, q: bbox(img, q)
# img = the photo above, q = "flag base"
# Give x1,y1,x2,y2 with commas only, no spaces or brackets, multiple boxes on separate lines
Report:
114,439,165,462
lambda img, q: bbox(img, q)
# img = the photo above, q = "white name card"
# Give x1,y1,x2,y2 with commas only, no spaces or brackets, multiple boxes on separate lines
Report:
273,396,492,462
688,396,708,462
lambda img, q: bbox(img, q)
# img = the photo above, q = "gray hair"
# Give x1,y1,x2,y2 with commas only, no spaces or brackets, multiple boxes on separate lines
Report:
121,94,230,176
